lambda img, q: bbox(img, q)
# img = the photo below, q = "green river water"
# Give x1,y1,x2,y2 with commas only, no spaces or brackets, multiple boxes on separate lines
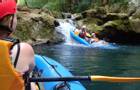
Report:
34,44,140,90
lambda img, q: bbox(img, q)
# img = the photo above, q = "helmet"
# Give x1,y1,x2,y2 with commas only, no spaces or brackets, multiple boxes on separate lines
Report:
0,0,16,20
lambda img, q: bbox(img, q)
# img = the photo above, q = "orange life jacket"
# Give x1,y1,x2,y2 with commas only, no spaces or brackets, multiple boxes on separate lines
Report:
0,40,24,90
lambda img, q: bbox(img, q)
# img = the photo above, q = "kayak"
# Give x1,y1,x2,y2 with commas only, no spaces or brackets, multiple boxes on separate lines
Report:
35,54,86,90
70,31,91,46
70,31,118,49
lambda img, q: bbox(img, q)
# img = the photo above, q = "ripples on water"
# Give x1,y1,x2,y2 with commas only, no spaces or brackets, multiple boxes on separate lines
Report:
34,44,140,90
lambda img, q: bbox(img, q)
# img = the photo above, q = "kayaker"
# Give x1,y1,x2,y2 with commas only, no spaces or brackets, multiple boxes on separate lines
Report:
89,32,99,43
0,0,35,89
74,26,81,36
79,25,92,42
79,25,87,39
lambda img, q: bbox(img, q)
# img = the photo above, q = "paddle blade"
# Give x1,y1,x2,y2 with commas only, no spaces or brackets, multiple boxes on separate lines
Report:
90,76,140,82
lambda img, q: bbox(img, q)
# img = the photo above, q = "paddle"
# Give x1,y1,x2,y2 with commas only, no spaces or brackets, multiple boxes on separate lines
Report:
29,75,140,83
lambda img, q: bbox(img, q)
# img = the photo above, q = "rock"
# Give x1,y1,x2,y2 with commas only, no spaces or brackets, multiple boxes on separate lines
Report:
97,19,140,44
82,8,107,19
104,13,128,22
76,6,140,44
14,10,64,45
62,12,72,19
72,13,83,20
129,18,140,33
131,7,140,19
81,9,97,18
40,12,56,27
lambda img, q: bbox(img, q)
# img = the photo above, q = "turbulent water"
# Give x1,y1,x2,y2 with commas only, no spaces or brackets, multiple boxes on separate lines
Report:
34,44,140,90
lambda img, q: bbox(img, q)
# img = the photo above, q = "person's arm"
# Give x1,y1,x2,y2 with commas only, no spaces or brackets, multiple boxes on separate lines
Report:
11,42,35,74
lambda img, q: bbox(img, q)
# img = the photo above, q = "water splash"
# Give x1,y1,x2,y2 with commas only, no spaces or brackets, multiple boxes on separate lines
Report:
56,19,118,49
56,19,76,44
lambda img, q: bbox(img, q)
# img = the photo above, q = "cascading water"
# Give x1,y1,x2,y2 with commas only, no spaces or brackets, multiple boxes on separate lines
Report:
55,19,118,49
55,19,76,44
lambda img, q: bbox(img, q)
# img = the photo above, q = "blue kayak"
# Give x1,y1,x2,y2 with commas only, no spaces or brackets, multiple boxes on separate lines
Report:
35,54,86,90
70,31,118,49
70,31,91,46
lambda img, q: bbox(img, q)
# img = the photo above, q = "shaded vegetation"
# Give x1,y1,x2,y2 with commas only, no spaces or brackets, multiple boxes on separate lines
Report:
18,0,131,13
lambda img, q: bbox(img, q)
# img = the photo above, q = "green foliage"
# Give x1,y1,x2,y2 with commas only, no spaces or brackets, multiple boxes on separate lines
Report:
73,0,91,12
43,0,66,12
19,0,131,12
110,0,129,4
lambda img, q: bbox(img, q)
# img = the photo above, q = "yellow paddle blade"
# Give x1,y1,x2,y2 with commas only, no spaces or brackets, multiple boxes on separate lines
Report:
90,75,140,82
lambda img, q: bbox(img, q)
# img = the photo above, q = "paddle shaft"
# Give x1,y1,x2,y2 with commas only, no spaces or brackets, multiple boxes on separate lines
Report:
29,76,140,82
29,76,90,82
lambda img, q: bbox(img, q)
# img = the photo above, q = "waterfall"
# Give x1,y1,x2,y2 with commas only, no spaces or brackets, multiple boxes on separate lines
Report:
55,19,76,44
55,19,118,49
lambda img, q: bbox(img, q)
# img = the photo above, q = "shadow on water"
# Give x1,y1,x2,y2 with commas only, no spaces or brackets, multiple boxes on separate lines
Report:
33,44,140,90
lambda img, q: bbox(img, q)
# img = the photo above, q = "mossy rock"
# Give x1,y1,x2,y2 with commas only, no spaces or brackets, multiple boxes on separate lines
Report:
14,11,62,44
97,19,140,44
77,17,103,33
41,12,56,27
80,17,103,25
103,19,131,32
81,9,97,18
129,18,140,33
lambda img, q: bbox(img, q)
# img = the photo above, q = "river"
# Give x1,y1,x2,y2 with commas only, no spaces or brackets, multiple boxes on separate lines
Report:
34,44,140,90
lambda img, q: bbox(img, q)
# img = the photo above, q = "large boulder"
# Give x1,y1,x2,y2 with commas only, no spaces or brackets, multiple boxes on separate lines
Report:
97,19,140,44
81,7,107,19
104,13,128,22
14,10,64,45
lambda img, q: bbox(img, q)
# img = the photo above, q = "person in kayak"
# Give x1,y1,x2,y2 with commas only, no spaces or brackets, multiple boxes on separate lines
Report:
0,0,35,89
74,26,81,36
79,25,87,39
89,32,99,43
79,25,91,42
90,32,109,45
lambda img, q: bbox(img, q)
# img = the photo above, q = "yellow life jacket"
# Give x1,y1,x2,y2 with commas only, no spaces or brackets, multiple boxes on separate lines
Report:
0,40,24,90
86,33,91,38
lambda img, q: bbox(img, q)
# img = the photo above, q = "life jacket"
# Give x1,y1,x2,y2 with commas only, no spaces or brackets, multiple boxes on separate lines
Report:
79,31,86,39
74,30,79,35
0,40,24,90
86,32,91,38
74,29,80,35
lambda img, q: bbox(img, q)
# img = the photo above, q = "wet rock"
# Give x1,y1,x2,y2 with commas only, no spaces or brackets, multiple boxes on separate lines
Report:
72,13,83,20
62,12,72,19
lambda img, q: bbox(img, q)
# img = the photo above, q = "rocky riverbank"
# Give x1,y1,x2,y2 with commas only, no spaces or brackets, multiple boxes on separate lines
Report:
14,6,140,45
74,7,140,45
